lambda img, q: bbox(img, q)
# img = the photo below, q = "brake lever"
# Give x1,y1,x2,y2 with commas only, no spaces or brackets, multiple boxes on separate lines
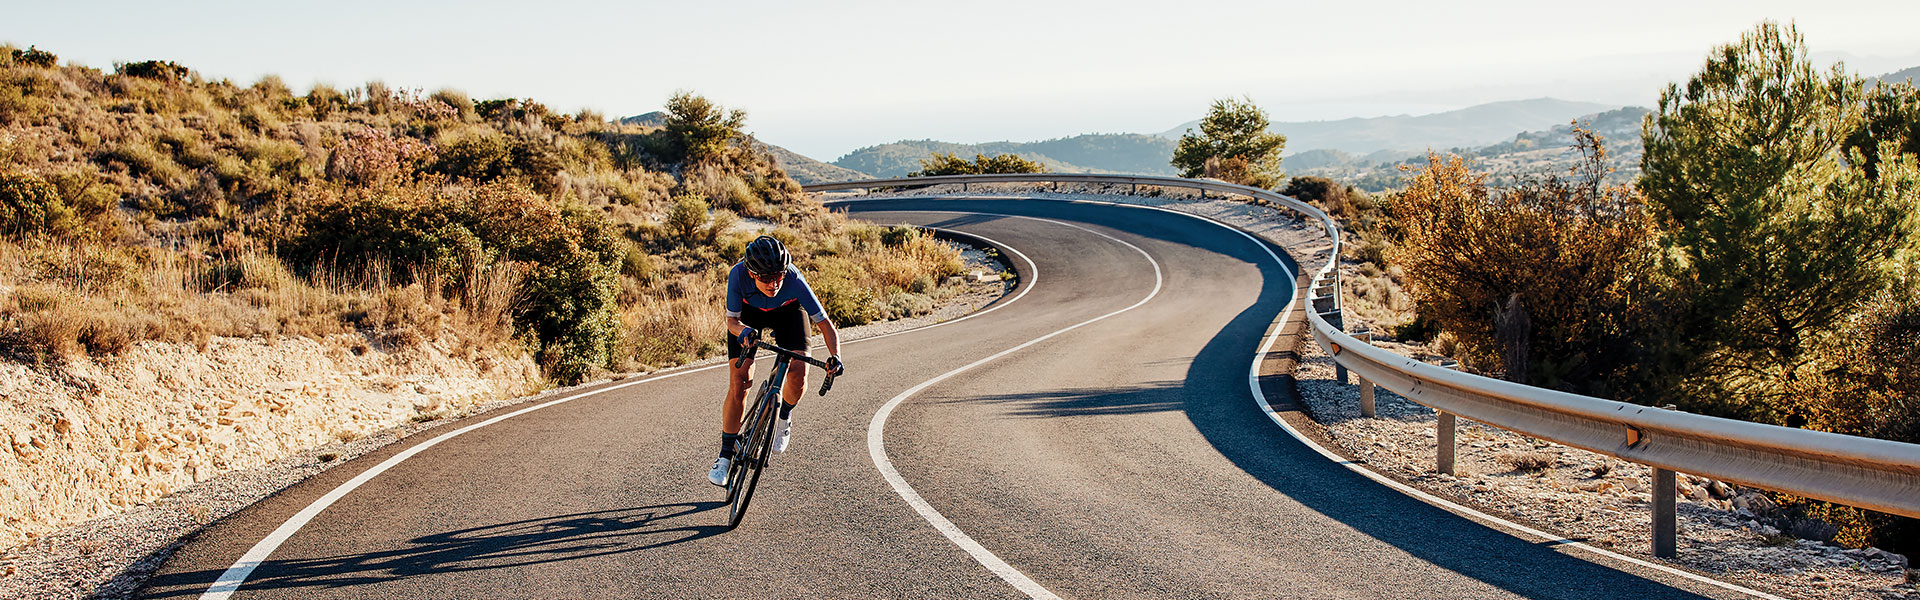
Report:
818,371,835,396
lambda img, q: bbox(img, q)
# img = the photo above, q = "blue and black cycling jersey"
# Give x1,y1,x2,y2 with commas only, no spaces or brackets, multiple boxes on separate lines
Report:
725,261,828,324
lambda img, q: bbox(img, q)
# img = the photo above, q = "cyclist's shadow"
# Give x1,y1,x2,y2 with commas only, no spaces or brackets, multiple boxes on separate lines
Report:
143,502,730,596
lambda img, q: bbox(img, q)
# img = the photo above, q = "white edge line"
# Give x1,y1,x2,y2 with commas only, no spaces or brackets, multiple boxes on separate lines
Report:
841,194,1783,600
867,215,1162,600
202,222,1035,599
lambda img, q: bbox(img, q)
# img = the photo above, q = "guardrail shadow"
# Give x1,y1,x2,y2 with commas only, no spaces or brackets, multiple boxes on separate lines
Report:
138,502,726,598
1184,238,1715,599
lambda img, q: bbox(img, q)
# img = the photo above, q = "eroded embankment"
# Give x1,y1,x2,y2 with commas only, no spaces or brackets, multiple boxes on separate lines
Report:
1,334,539,549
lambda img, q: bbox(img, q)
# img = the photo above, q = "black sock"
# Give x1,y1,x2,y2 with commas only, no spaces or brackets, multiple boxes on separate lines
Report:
779,402,796,420
720,433,740,459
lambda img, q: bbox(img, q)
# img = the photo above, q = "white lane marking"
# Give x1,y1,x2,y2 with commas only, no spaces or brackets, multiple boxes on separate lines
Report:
202,226,1036,599
868,216,1162,600
845,194,1782,599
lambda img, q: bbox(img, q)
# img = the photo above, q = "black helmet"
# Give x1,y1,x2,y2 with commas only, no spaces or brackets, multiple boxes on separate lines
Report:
744,235,789,278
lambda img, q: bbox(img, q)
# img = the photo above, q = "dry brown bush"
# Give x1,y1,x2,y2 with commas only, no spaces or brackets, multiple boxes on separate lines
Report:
1496,451,1556,473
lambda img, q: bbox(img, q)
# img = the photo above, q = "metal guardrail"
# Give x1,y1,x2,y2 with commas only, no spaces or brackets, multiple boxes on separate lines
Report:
804,173,1920,556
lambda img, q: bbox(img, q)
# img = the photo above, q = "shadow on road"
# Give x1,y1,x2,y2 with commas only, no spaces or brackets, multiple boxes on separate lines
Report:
940,381,1185,418
1180,236,1714,599
140,503,727,598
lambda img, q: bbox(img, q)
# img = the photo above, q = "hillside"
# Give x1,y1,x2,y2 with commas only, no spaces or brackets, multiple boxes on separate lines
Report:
1,44,974,550
1291,106,1652,192
765,144,870,184
1866,65,1920,87
833,133,1177,178
1163,98,1620,155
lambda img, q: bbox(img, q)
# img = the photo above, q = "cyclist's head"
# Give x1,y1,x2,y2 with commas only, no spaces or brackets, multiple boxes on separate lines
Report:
744,235,790,280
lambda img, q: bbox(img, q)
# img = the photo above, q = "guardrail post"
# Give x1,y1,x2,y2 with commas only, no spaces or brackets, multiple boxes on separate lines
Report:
1356,330,1375,417
1437,411,1457,475
1359,376,1375,418
1652,468,1677,558
1317,308,1348,384
962,182,969,193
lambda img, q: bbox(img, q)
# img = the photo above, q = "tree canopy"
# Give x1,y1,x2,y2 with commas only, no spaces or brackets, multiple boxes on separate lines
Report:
661,91,745,164
1638,21,1920,424
1171,96,1286,188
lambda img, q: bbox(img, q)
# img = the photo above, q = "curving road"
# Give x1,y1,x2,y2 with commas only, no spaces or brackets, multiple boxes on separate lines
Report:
139,198,1749,599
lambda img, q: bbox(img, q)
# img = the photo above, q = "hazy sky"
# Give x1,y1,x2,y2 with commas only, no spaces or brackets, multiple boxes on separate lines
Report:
7,1,1918,160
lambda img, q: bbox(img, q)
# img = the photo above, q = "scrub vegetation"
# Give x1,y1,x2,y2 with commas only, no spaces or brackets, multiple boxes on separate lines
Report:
1305,23,1920,552
0,45,963,384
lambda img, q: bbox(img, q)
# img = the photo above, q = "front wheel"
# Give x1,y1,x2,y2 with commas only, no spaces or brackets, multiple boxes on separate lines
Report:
726,422,771,529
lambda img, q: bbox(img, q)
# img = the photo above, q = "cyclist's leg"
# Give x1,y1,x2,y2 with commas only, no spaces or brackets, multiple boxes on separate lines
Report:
720,323,761,437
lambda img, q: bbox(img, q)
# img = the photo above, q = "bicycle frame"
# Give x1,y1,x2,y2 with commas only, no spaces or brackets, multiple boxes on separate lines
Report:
724,343,836,529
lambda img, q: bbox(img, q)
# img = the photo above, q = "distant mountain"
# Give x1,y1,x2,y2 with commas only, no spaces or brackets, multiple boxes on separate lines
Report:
618,111,666,128
1161,98,1620,155
833,134,1178,178
766,145,870,184
1866,65,1920,88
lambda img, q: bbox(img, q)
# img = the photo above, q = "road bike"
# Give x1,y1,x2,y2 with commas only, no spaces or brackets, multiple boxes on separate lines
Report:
724,342,836,529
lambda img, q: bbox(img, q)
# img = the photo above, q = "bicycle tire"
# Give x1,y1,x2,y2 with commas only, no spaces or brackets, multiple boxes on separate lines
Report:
727,394,775,529
726,379,779,528
724,376,773,504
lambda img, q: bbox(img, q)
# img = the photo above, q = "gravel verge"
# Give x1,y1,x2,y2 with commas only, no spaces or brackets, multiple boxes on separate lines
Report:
0,234,1013,600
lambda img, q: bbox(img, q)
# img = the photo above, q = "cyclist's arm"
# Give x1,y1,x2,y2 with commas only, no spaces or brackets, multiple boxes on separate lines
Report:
815,318,841,358
727,316,748,337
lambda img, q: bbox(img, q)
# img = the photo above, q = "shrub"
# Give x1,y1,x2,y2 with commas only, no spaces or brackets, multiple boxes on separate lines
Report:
307,84,347,120
0,171,74,239
661,91,744,164
328,125,430,185
118,60,188,82
286,181,628,383
11,46,57,68
429,88,475,122
909,152,1048,176
1388,130,1660,391
104,141,186,187
664,193,708,241
1496,451,1555,473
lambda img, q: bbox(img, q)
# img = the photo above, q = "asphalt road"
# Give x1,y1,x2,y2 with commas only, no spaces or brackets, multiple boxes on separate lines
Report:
139,198,1750,599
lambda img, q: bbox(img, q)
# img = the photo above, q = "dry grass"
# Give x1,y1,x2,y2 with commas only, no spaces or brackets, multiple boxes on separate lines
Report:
0,239,516,360
1497,451,1557,474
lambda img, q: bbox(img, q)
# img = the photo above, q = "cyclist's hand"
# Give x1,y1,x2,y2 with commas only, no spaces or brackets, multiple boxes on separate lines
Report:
826,355,845,377
738,326,759,349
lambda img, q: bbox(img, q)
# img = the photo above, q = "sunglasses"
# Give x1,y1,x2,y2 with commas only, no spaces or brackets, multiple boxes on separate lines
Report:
751,271,783,284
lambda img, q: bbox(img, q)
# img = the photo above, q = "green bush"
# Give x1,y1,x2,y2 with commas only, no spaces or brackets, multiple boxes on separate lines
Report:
287,181,629,383
880,225,919,247
665,193,708,241
909,152,1047,176
118,60,187,82
0,171,72,238
10,46,57,68
104,141,186,187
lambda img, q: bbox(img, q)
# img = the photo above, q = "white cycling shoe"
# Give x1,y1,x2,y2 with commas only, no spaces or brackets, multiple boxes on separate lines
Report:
772,416,793,453
707,456,731,486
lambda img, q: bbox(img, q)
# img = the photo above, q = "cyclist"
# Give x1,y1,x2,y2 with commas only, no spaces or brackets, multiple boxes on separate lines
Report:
709,235,846,486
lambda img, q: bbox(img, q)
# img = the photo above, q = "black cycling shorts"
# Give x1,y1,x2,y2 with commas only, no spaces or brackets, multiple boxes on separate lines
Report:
727,301,810,359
